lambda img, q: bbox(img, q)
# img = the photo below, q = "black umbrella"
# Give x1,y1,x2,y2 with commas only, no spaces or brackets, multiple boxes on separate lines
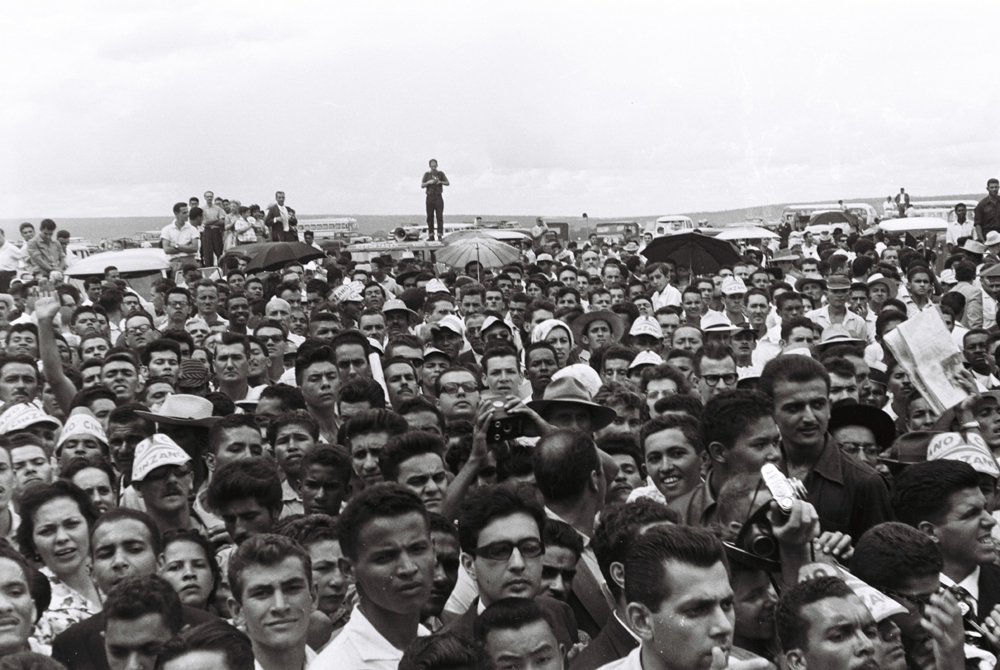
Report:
809,210,857,229
234,242,326,272
640,231,741,275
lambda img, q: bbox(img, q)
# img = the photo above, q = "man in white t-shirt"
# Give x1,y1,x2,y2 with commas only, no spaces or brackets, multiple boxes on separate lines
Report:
161,203,200,272
0,229,23,293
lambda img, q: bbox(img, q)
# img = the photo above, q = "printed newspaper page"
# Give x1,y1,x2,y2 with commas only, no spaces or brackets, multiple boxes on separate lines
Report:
883,307,970,414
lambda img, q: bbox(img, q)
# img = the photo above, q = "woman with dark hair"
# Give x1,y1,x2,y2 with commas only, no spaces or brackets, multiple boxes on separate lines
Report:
157,529,219,614
16,481,100,646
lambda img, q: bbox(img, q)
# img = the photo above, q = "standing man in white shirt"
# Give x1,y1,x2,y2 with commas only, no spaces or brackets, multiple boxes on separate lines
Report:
161,204,200,274
946,203,976,253
647,262,681,310
200,191,226,267
312,483,434,670
227,534,318,670
0,229,23,292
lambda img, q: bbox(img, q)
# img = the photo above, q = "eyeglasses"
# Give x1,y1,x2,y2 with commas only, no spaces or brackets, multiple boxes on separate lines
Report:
439,381,478,395
701,374,737,387
144,464,192,482
258,335,285,343
474,538,544,562
878,586,937,614
126,324,152,336
840,442,880,458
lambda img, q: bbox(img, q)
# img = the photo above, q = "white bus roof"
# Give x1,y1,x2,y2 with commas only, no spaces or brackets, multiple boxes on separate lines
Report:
656,215,693,223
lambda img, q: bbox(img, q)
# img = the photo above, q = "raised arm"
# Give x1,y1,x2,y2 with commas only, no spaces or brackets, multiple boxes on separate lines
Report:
35,294,78,414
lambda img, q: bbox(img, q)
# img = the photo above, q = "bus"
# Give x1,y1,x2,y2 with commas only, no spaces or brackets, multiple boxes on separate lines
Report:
782,203,878,229
296,217,360,241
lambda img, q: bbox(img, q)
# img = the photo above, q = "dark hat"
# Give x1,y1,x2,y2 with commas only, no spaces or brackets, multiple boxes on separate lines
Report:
794,275,827,292
176,360,210,391
829,402,896,449
878,431,941,476
527,377,617,430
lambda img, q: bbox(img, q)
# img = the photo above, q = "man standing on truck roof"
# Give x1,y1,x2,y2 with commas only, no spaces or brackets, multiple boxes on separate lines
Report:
975,178,1000,242
422,159,449,242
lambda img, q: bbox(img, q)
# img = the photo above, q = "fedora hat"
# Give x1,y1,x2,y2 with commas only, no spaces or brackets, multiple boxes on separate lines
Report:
795,275,827,292
382,299,419,321
829,402,896,450
571,310,624,345
527,377,618,430
134,394,222,427
866,274,898,299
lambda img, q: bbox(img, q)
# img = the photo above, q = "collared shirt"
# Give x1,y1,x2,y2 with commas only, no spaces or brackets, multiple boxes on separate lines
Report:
780,435,892,544
254,645,316,670
948,220,976,247
160,221,200,258
311,605,429,670
0,241,23,272
670,474,717,527
650,284,682,310
941,568,980,616
899,295,937,319
25,236,65,275
976,196,1000,236
202,204,225,226
281,479,304,517
544,508,613,607
806,305,871,343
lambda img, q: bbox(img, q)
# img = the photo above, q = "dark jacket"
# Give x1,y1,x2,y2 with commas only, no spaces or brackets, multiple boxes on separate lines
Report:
442,596,579,650
52,606,221,670
569,612,636,670
978,563,1000,625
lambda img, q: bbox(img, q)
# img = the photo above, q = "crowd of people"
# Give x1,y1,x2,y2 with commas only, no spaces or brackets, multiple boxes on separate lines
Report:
0,181,997,670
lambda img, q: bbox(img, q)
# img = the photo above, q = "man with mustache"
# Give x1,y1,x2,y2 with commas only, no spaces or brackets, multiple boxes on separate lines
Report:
131,434,200,536
760,355,891,544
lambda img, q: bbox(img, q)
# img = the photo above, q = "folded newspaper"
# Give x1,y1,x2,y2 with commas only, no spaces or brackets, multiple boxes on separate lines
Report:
883,307,970,414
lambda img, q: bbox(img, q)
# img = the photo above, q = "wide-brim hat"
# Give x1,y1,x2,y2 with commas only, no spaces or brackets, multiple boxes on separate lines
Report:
135,394,222,427
829,402,896,449
701,312,741,334
818,324,866,349
382,299,418,320
395,270,419,285
795,275,827,292
964,239,987,255
878,431,940,476
527,377,617,430
771,249,800,263
866,274,898,299
571,310,624,344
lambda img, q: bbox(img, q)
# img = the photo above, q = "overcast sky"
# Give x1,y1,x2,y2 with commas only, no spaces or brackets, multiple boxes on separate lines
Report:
1,1,997,219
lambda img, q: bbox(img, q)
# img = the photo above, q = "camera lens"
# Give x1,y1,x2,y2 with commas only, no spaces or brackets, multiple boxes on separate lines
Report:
492,400,505,409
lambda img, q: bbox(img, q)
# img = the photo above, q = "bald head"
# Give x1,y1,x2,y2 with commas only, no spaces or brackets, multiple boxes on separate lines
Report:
532,429,605,507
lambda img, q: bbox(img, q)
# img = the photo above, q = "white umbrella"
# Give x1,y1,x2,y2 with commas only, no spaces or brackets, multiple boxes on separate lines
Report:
878,217,948,233
715,225,779,240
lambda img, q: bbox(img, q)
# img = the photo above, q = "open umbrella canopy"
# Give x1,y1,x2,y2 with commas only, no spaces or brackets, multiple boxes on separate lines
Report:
235,242,326,272
442,229,531,244
641,231,741,275
715,225,779,241
436,236,521,269
809,210,857,228
878,217,948,234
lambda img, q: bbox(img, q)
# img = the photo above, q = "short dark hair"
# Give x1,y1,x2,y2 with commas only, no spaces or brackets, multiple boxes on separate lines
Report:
532,429,601,503
138,339,181,368
378,432,446,483
543,518,584,561
641,413,702,455
161,529,219,606
207,414,259,457
337,483,429,562
458,484,546,555
891,460,981,527
652,393,704,419
640,363,690,395
104,574,183,634
228,533,311,604
207,458,283,515
596,433,644,475
759,354,830,398
398,632,488,670
257,384,306,412
338,378,387,410
397,396,446,433
331,330,372,360
276,513,339,549
265,410,319,448
481,343,520,375
91,508,162,556
850,522,943,592
156,621,254,670
699,390,773,451
299,444,353,487
624,524,724,610
68,385,117,412
473,598,557,646
776,576,855,653
593,499,678,601
342,409,407,451
17,481,97,560
294,344,337,386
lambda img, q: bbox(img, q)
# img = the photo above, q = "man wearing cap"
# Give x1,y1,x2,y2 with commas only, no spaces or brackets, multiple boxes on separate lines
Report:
131,434,202,536
55,412,109,470
382,299,418,339
719,277,749,326
430,314,466,364
807,274,871,343
135,394,221,492
627,315,664,355
769,248,801,280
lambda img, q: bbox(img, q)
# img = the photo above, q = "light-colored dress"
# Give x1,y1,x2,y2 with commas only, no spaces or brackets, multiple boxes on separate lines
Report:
31,566,101,647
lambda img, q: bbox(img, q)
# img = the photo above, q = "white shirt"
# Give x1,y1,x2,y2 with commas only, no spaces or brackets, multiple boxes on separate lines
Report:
160,221,200,255
940,567,980,616
311,605,429,670
595,645,643,670
650,285,682,310
254,646,316,670
947,220,976,248
0,242,23,272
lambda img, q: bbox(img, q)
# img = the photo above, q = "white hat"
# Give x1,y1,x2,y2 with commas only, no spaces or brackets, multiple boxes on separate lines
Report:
56,413,107,451
481,315,512,334
536,253,554,262
629,350,664,369
551,365,603,398
939,269,957,285
0,403,61,436
700,312,741,333
133,394,221,427
131,434,192,483
432,314,465,336
927,432,1000,478
720,277,748,296
330,284,360,304
628,315,663,339
425,278,450,294
987,231,1000,247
